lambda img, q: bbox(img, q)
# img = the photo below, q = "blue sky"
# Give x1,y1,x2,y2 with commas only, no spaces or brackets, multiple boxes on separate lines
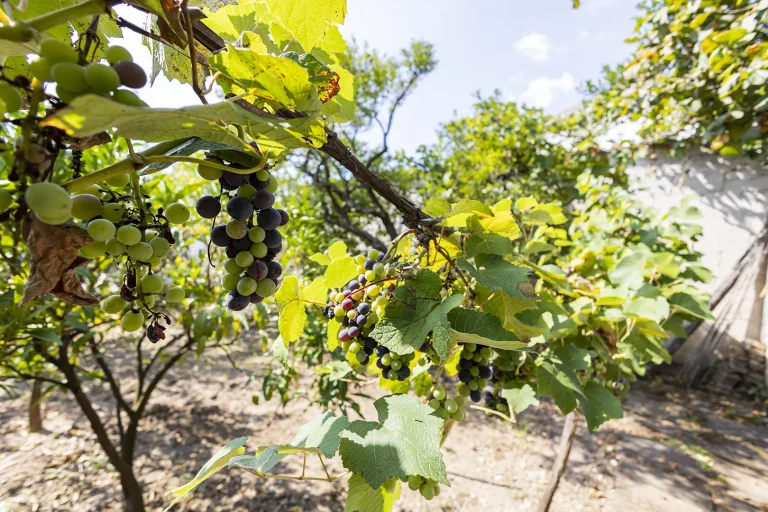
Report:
117,0,639,153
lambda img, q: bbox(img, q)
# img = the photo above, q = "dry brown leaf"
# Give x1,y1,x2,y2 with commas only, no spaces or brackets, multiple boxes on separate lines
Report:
64,132,112,151
21,216,98,307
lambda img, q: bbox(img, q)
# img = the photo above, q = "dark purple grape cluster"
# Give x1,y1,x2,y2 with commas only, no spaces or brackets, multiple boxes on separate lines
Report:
455,343,493,403
194,159,288,311
482,390,510,414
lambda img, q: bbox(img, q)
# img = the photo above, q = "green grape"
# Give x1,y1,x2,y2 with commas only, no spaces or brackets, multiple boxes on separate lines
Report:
250,242,268,258
468,380,478,391
480,347,492,359
451,408,466,422
464,343,476,352
112,89,147,107
235,251,254,268
367,284,380,298
84,63,121,93
427,399,441,410
354,255,366,265
348,341,362,354
355,351,368,364
149,256,162,269
141,274,164,293
197,160,223,180
476,378,487,388
29,58,54,82
141,295,156,309
149,237,170,258
454,395,466,408
40,39,79,64
105,45,133,65
356,264,365,274
496,403,508,413
373,262,385,276
469,366,479,377
367,249,379,261
457,382,470,396
390,359,402,370
0,83,22,112
25,182,71,222
166,286,185,303
0,24,33,43
144,230,157,241
334,306,345,319
365,270,376,282
101,203,125,222
255,169,269,181
381,353,392,366
127,242,152,261
256,278,277,297
106,238,127,256
87,218,116,241
116,224,141,246
237,184,256,199
165,202,190,224
0,189,13,212
226,220,248,239
346,310,356,320
266,175,278,193
224,258,243,275
473,353,483,363
105,174,130,188
80,184,102,198
79,241,106,259
248,226,266,243
443,399,458,414
419,483,435,500
237,277,257,295
101,294,126,314
120,310,144,332
222,273,239,291
56,87,78,104
70,194,101,220
51,63,87,93
432,386,446,401
461,350,473,360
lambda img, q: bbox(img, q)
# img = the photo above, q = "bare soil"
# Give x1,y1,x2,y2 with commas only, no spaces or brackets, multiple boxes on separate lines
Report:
1,343,767,512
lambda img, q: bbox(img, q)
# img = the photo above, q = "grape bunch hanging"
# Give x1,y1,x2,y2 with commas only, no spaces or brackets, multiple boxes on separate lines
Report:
195,157,288,310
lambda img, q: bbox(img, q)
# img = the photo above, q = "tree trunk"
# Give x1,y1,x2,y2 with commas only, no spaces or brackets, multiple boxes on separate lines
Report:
536,411,578,512
28,380,43,433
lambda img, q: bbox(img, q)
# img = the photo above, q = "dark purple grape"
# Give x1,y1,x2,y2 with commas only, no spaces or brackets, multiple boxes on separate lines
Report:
342,318,350,327
458,369,472,383
263,229,282,248
223,171,250,188
378,253,385,262
196,195,220,219
226,291,249,311
218,177,237,190
249,173,269,190
419,341,430,352
267,244,282,256
397,366,410,381
252,190,275,210
250,293,264,304
226,196,254,221
342,289,352,298
483,391,494,405
489,365,498,375
363,346,374,356
357,302,371,315
266,261,282,280
257,208,281,230
363,337,377,349
348,280,360,291
382,368,391,379
277,209,289,226
348,325,360,338
375,346,389,357
469,390,482,403
113,61,147,88
479,365,492,379
376,359,385,369
262,252,276,262
211,225,231,247
358,274,367,284
459,358,473,370
356,315,367,326
357,352,370,365
232,237,251,251
364,259,375,270
341,298,354,310
339,329,351,342
225,246,238,258
248,261,268,280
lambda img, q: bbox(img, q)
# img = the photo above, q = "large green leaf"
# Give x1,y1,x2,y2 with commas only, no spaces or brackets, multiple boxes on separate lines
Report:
669,292,714,320
579,382,623,433
339,394,448,490
264,0,347,52
608,252,646,289
464,233,514,257
501,383,540,415
41,95,324,156
536,360,585,415
346,476,401,512
325,256,358,288
457,254,536,302
448,309,529,351
370,269,463,359
623,296,670,324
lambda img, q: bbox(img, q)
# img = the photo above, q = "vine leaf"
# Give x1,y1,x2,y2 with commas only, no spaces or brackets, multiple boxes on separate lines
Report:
275,276,327,343
482,291,543,341
447,309,529,351
501,383,540,416
345,475,401,512
21,217,97,306
326,256,358,288
264,0,347,52
271,335,290,369
579,382,623,433
339,394,448,490
457,254,537,302
669,292,714,320
464,232,513,257
164,437,248,511
536,346,591,414
370,269,463,359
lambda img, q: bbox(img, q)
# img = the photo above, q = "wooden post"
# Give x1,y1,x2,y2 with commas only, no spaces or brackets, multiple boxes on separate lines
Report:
536,411,578,512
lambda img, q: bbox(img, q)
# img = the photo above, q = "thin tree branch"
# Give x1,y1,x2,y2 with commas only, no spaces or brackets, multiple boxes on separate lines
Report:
89,337,135,418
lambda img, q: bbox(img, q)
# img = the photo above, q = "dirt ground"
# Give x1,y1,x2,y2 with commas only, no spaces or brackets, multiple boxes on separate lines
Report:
1,341,767,512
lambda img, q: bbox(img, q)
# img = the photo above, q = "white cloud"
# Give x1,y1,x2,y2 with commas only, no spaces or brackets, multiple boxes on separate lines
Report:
513,33,552,62
518,72,576,109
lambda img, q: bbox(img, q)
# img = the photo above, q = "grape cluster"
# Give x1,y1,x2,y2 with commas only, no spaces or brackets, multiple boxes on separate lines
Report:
427,384,467,422
404,475,441,501
482,390,510,414
194,157,287,310
455,343,493,403
321,249,407,379
23,179,188,337
0,81,23,117
30,40,147,107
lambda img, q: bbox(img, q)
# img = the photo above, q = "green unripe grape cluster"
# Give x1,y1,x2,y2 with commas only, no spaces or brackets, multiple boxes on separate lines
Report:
427,384,467,422
403,475,441,500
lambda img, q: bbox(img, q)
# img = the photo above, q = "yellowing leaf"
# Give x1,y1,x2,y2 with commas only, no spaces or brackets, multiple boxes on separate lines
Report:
328,240,348,260
264,0,347,52
301,276,327,303
325,256,358,288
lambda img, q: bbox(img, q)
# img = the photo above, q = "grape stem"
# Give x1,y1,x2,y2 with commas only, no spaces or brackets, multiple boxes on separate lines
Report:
180,0,208,105
468,404,515,423
238,466,350,482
